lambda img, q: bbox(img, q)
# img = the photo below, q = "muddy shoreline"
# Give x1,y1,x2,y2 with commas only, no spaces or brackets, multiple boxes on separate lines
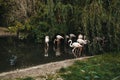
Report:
0,56,92,79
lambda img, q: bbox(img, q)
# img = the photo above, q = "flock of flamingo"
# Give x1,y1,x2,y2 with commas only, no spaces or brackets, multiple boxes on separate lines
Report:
45,34,90,58
9,33,106,66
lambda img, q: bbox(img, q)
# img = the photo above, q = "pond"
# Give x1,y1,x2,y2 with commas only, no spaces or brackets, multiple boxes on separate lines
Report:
0,37,89,73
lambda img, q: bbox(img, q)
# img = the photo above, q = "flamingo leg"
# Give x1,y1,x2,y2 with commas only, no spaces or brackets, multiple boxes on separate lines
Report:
72,47,77,58
76,48,79,57
46,43,49,47
79,47,82,56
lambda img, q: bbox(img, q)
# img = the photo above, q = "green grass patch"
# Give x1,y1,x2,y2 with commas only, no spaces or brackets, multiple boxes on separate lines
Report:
58,52,120,80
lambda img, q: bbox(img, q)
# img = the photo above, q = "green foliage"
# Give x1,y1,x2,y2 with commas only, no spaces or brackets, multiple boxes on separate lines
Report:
58,52,120,80
32,21,50,42
0,0,120,52
8,21,24,33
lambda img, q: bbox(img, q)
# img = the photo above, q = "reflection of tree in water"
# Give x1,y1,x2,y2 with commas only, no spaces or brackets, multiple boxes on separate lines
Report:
9,55,17,66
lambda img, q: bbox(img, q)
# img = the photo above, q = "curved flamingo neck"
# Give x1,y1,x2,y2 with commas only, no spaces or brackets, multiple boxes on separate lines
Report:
69,40,73,47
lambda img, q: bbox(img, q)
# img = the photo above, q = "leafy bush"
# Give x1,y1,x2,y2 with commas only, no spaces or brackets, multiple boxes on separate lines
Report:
1,0,120,53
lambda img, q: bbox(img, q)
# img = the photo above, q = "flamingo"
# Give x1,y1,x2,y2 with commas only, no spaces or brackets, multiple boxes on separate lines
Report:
45,36,49,47
64,34,76,43
68,39,83,57
64,35,70,44
78,34,83,39
69,33,76,39
77,35,91,56
65,35,69,39
54,35,64,47
56,35,64,39
92,36,106,51
77,34,90,45
44,36,49,57
93,37,105,43
77,38,87,45
69,33,76,42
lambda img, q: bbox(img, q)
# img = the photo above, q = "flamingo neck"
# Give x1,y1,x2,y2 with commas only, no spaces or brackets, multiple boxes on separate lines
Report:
69,40,73,47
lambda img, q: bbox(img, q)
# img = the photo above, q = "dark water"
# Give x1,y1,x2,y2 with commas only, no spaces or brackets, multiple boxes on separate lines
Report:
0,37,75,73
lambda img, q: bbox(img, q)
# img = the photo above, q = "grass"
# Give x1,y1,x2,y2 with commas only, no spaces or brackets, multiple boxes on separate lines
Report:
57,52,120,80
4,52,120,80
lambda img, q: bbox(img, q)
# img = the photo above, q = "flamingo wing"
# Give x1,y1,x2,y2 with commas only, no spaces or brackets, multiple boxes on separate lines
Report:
72,42,82,47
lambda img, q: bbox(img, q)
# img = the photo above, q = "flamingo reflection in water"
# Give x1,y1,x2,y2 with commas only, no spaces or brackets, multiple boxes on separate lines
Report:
53,46,61,57
53,35,64,56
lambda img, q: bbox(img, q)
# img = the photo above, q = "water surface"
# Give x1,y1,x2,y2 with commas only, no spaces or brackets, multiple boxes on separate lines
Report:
0,37,74,73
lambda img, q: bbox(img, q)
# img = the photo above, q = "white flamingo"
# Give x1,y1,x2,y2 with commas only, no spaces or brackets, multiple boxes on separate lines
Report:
78,34,83,39
44,36,49,57
45,36,49,47
54,35,64,47
65,35,69,38
77,37,90,56
56,35,64,39
77,38,87,45
65,35,70,44
68,39,83,57
69,33,76,39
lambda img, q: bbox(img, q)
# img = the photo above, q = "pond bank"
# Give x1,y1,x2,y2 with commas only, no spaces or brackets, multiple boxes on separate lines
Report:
0,27,16,37
0,56,93,79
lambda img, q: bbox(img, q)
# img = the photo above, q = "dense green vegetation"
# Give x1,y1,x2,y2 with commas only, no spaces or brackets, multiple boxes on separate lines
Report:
0,0,120,54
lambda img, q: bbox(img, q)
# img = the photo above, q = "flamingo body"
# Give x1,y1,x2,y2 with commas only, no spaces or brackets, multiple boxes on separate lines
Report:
70,42,82,48
69,34,76,38
68,40,83,57
78,34,83,39
77,38,87,45
45,36,49,43
45,36,49,47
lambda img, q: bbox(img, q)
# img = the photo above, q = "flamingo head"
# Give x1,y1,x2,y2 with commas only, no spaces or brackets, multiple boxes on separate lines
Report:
65,35,69,39
45,36,49,39
70,34,76,38
68,39,72,43
56,35,64,39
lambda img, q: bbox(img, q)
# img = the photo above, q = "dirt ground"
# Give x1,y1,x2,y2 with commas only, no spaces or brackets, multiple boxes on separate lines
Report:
0,56,92,80
0,27,16,37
